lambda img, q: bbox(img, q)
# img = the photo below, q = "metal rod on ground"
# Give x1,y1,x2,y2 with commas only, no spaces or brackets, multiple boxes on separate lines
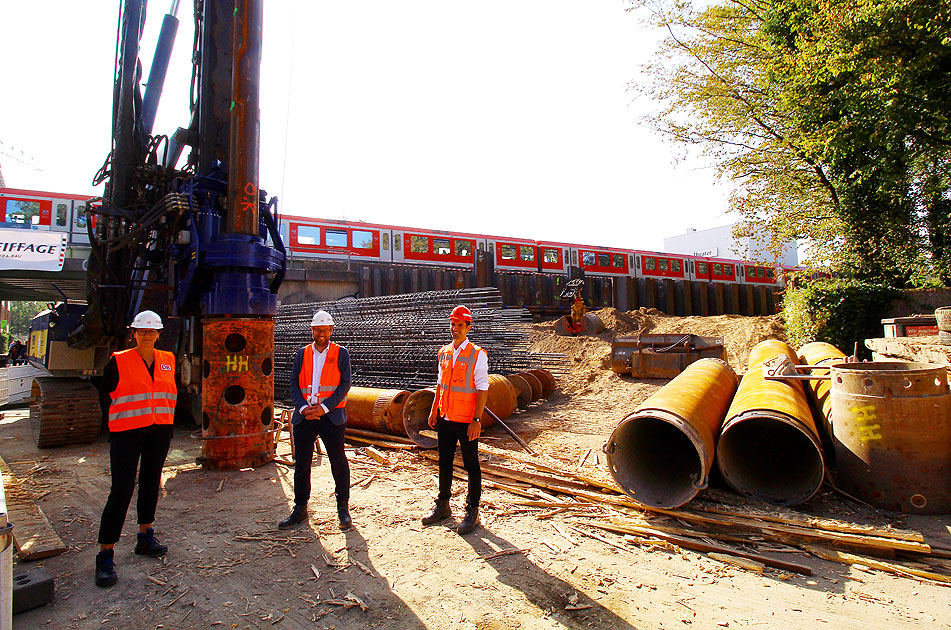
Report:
483,407,536,455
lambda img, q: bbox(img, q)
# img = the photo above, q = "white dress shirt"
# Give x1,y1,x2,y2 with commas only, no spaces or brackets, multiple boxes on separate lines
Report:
437,339,489,391
299,342,330,414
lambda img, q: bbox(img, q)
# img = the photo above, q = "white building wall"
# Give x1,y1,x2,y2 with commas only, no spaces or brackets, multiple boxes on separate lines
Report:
663,223,798,266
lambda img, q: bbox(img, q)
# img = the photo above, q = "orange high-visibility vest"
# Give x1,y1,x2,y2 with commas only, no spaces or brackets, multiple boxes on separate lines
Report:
299,342,347,409
437,341,486,423
108,348,177,432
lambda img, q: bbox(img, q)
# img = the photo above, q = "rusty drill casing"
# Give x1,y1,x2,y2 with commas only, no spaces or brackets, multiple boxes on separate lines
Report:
605,358,738,508
506,374,533,409
830,361,951,514
200,318,277,470
717,340,824,506
345,387,410,435
400,375,517,448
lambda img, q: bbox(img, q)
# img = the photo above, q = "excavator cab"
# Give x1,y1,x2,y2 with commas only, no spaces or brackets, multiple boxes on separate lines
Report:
554,279,604,336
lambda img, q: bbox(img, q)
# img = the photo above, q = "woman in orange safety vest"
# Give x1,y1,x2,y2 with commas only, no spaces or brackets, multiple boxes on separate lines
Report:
94,310,177,588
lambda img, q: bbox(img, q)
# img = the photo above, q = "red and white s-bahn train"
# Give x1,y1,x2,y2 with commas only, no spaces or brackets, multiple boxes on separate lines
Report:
0,187,787,287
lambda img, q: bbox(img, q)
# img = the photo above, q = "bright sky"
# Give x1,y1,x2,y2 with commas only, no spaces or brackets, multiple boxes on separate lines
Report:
0,1,732,252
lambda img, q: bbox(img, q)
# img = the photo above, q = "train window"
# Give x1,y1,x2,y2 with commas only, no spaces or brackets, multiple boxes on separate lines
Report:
56,203,68,227
394,234,401,251
658,258,669,271
543,248,559,264
326,229,348,247
745,265,755,277
671,259,682,272
629,255,634,267
382,233,390,250
757,267,765,278
410,235,429,253
613,254,624,268
724,264,734,276
352,230,373,249
519,245,535,262
698,262,707,274
4,200,40,226
434,238,451,255
75,205,87,228
500,244,517,260
713,263,722,275
765,268,774,279
454,240,472,257
478,242,485,250
597,253,609,267
571,250,577,265
489,242,494,252
644,256,656,271
582,252,596,266
297,225,320,245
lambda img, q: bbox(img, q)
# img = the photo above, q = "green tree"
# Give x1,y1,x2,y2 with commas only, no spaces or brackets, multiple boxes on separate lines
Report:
632,0,951,286
7,301,48,339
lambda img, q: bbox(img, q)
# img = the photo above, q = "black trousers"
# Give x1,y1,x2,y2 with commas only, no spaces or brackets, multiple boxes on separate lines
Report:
436,417,481,508
98,423,173,545
292,416,350,507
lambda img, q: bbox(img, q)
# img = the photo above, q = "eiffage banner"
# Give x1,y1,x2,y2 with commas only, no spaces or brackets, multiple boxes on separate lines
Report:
0,229,68,271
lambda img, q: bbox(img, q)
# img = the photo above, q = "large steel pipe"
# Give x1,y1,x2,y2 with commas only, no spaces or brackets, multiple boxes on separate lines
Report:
506,374,533,409
830,362,951,514
797,341,847,448
717,340,824,506
346,387,411,435
605,358,738,508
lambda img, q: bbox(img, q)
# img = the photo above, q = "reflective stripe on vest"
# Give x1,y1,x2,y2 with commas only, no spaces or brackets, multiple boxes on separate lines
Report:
437,341,485,423
299,342,347,409
108,348,177,432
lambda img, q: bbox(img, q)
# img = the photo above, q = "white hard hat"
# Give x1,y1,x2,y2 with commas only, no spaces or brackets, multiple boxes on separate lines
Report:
131,310,163,330
311,310,334,327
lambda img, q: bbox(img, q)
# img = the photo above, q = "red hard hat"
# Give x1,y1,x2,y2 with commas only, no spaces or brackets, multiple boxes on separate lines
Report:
450,305,473,322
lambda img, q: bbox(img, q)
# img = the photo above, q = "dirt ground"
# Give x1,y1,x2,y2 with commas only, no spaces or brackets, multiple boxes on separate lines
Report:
4,309,951,629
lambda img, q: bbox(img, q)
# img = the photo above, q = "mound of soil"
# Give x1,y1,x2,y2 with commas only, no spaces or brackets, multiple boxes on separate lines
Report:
531,308,786,400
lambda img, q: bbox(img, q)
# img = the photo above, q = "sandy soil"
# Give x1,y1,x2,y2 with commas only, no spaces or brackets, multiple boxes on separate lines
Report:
5,311,951,629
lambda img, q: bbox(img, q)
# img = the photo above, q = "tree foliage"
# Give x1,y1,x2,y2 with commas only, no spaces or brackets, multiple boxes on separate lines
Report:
7,301,48,339
632,0,951,286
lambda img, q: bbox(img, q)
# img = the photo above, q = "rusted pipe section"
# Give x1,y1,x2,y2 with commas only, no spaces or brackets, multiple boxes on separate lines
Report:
520,372,543,402
829,362,951,514
345,387,411,435
227,0,262,236
505,374,533,409
717,340,824,506
527,369,556,398
604,358,738,508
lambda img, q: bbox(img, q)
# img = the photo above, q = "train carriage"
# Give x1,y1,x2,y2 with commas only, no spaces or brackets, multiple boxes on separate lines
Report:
396,227,482,269
690,256,739,284
283,215,385,263
0,187,97,247
633,250,688,281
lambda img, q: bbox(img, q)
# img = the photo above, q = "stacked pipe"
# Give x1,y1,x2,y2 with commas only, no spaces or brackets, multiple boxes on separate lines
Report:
716,340,825,506
605,359,739,508
274,288,567,397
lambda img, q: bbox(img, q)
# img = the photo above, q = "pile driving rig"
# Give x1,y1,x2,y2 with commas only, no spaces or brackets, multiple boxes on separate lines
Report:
29,0,286,469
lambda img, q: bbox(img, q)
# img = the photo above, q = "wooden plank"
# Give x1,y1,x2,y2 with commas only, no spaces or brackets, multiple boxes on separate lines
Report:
0,454,66,560
581,519,813,575
804,545,951,585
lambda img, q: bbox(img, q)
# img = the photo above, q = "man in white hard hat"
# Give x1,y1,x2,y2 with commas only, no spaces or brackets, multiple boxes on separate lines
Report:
281,309,353,530
94,310,177,587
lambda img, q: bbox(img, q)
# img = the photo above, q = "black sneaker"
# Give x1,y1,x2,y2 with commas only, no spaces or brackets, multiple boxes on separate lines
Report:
278,505,308,530
95,549,118,587
134,528,168,557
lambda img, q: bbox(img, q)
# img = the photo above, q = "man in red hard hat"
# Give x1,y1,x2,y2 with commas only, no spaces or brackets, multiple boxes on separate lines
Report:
422,305,489,535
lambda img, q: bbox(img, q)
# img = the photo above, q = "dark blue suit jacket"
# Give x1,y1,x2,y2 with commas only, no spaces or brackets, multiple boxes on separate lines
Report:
288,343,351,426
